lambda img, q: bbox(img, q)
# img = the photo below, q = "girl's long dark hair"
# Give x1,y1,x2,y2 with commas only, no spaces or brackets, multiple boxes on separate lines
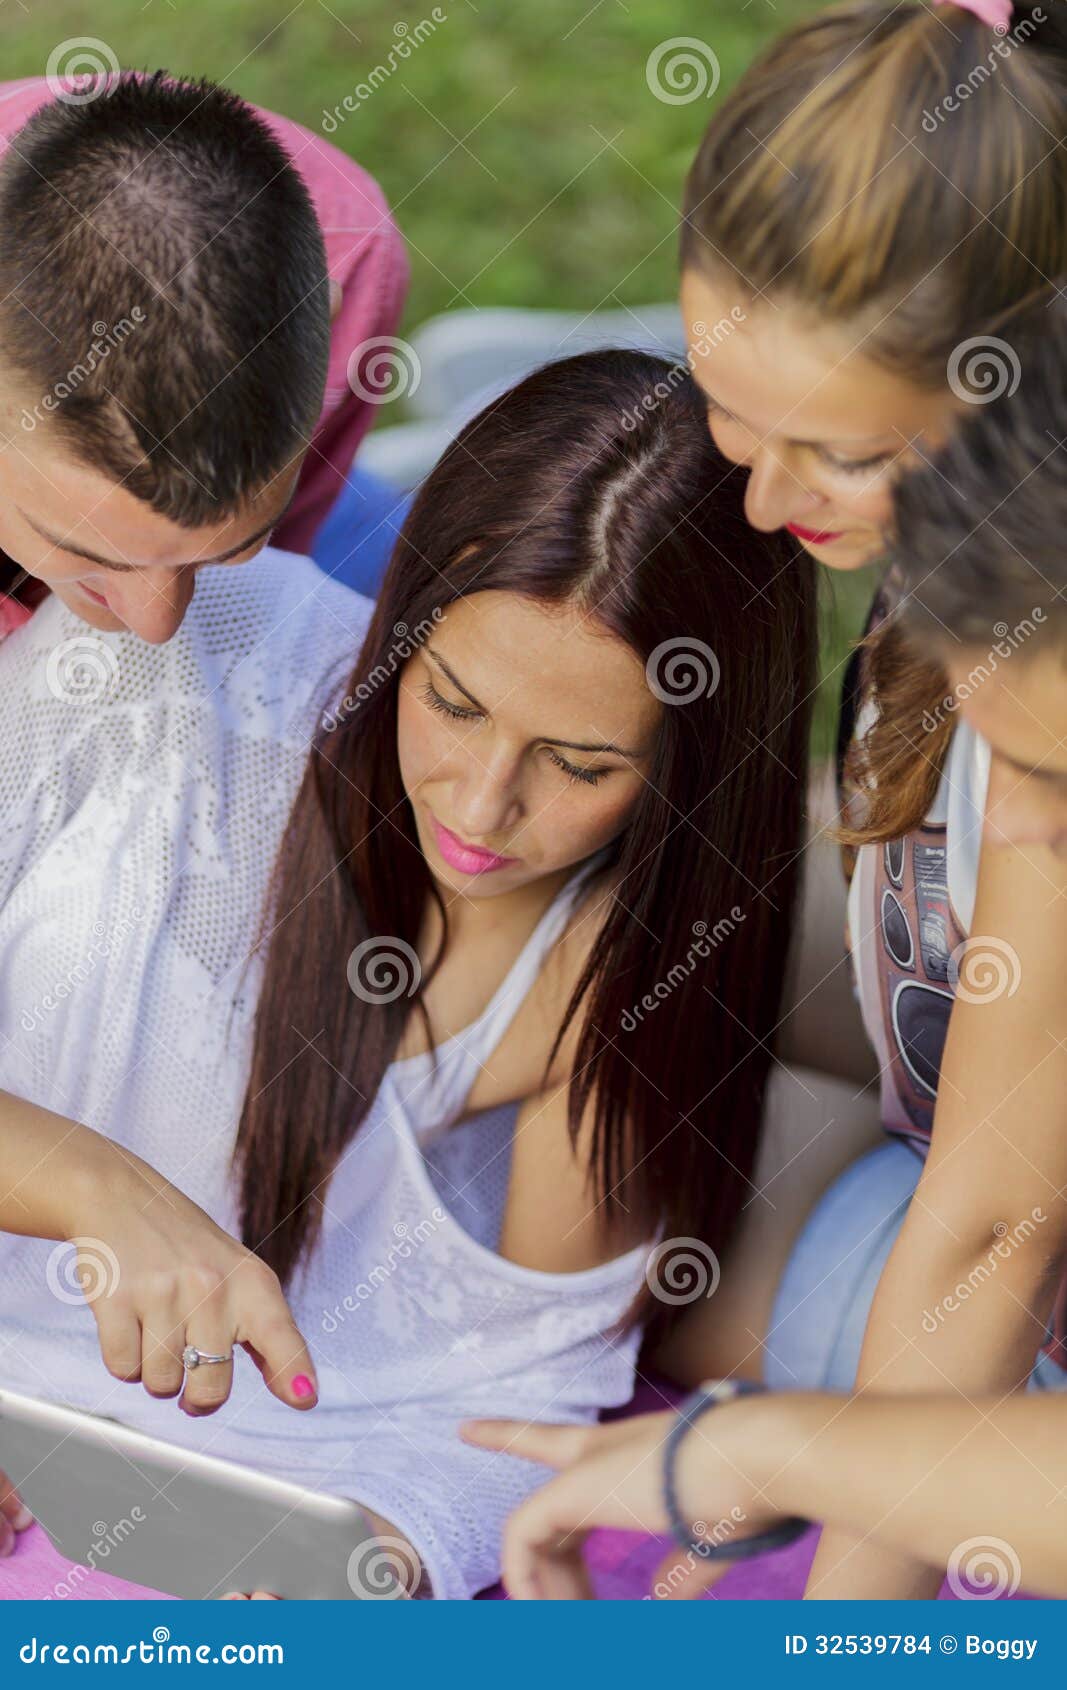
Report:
235,349,817,1332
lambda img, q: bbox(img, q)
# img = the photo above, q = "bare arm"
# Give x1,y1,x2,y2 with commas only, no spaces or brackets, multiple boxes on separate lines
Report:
0,1089,318,1416
806,810,1067,1599
761,1390,1067,1597
0,1089,117,1240
465,1387,1067,1600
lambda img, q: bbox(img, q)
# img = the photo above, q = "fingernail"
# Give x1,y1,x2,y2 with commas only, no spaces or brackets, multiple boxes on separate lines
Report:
13,1506,33,1531
292,1374,315,1399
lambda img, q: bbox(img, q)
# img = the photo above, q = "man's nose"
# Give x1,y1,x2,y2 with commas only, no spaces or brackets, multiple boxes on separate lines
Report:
117,567,197,644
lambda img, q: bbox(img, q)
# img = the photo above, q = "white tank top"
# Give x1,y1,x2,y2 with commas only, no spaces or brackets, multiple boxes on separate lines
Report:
0,553,647,1599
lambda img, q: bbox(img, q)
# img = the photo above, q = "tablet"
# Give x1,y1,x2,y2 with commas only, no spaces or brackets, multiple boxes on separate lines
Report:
0,1386,392,1600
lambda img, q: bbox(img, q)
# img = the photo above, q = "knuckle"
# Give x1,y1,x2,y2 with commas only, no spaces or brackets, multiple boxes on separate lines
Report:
238,1256,282,1298
102,1353,141,1382
188,1381,230,1410
138,1268,179,1303
180,1264,228,1303
142,1379,182,1400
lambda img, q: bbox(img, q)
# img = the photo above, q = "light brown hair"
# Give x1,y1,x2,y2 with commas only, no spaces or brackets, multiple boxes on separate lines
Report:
680,1,1067,840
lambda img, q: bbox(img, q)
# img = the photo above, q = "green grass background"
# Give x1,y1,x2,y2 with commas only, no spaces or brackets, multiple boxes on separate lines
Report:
1,0,873,744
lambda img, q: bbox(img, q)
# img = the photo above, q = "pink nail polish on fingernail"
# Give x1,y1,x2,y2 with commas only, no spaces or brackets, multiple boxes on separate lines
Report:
292,1374,315,1399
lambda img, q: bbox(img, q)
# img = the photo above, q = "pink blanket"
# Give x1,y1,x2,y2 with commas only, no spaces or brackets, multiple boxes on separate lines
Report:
0,1517,1035,1603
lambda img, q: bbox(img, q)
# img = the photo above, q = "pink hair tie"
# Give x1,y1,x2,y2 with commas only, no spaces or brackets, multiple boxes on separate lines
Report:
933,0,1015,30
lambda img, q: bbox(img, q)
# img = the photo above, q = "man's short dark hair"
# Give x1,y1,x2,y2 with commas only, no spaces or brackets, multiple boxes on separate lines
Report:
0,70,331,525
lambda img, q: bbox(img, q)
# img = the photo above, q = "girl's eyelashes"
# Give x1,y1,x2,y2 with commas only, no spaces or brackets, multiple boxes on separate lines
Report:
820,448,893,478
420,681,610,788
546,748,609,788
421,679,481,722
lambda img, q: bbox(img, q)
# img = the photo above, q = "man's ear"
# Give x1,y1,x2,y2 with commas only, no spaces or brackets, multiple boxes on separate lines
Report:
329,279,342,322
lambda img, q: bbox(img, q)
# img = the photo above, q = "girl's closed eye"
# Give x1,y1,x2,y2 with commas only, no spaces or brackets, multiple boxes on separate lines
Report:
819,447,894,478
545,748,609,788
421,679,612,788
420,679,481,722
706,396,892,479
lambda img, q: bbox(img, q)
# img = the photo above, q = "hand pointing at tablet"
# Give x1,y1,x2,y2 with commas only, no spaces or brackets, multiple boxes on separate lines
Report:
0,1093,318,1416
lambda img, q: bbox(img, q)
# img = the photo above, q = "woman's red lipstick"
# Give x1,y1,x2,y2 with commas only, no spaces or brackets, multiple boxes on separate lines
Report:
432,818,518,876
786,521,844,545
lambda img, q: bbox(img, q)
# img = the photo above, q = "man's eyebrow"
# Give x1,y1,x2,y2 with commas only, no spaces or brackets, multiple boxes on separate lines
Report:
426,648,642,759
16,504,288,571
700,385,894,451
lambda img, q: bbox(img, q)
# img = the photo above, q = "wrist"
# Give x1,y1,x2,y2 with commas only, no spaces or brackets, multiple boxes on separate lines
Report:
668,1387,806,1543
744,1391,848,1523
674,1390,828,1530
59,1125,153,1239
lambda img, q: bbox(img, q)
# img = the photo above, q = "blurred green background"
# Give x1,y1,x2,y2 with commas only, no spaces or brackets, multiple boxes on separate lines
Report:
1,0,818,326
0,0,872,745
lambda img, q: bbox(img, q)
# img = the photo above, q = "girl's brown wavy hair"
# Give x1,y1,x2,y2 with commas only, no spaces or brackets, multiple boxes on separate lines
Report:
844,282,1067,846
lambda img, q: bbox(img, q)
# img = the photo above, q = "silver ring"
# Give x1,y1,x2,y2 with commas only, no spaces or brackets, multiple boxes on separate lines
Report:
182,1344,233,1371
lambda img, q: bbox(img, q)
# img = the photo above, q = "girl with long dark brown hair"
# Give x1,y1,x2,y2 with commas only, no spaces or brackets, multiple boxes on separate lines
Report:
0,348,816,1598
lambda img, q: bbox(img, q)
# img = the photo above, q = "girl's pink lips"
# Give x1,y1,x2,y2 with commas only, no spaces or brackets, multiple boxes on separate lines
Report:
79,580,111,608
785,521,845,545
431,816,518,876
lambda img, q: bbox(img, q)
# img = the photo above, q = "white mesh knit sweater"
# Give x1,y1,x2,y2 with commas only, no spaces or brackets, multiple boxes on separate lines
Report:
0,550,646,1598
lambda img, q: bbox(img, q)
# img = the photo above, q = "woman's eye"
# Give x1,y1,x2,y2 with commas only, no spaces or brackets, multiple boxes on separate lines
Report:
546,749,608,788
821,449,893,478
421,680,480,721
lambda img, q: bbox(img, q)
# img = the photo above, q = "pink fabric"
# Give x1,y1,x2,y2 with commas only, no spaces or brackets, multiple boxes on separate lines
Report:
0,78,410,555
0,1517,1037,1603
0,595,32,638
933,0,1014,30
0,1525,174,1601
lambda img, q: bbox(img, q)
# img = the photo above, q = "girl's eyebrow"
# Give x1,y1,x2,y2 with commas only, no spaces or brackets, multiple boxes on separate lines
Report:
426,647,642,759
428,647,484,710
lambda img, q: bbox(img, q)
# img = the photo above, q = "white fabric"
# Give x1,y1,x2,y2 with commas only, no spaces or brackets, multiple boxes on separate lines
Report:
940,719,990,934
0,550,647,1599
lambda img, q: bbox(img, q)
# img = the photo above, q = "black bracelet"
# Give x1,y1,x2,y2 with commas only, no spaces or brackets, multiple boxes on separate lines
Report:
662,1379,810,1562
